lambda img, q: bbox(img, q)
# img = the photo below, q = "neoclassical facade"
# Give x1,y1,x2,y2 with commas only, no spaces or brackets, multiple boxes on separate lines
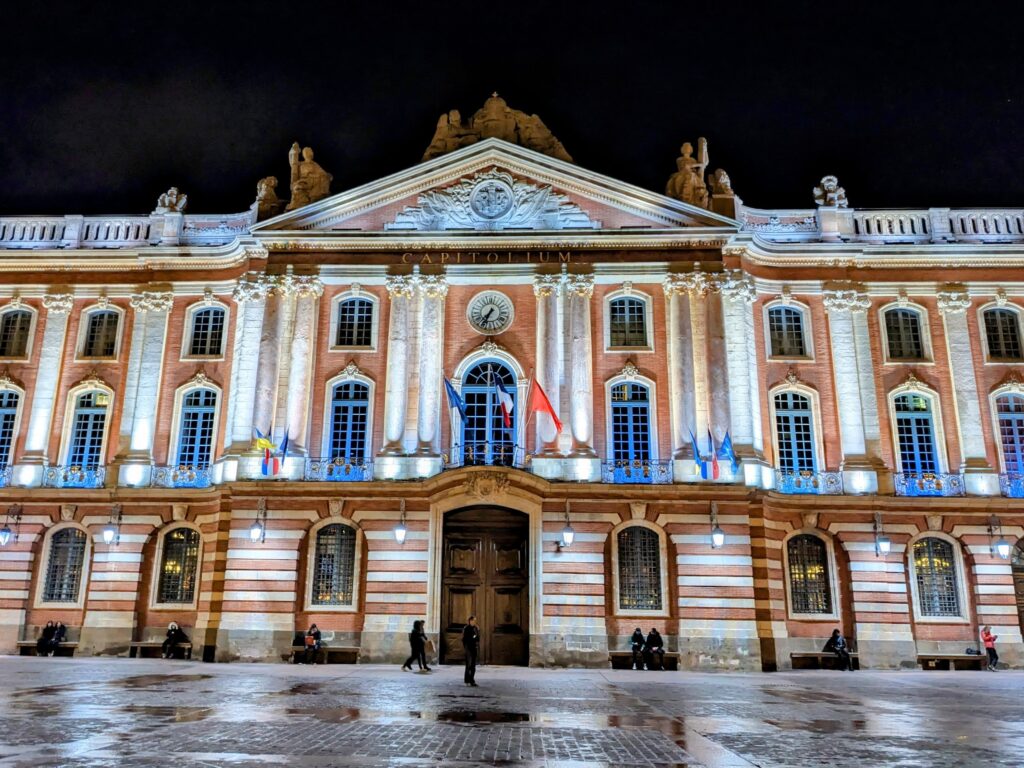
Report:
2,97,1024,669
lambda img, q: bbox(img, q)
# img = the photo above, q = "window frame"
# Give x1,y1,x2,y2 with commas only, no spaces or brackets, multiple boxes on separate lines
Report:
887,385,949,475
604,372,660,465
167,382,222,471
58,384,113,470
329,291,379,352
979,303,1024,363
906,532,969,624
782,530,840,621
75,304,125,361
0,382,25,470
320,369,375,461
604,289,654,353
990,387,1024,474
180,300,230,361
303,517,363,612
763,300,814,361
150,523,203,609
0,304,37,361
611,520,670,618
34,523,92,609
768,384,825,475
879,302,932,363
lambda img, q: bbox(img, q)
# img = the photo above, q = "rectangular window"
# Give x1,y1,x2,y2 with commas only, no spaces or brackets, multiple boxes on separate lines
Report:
0,391,18,469
985,309,1023,360
43,529,87,603
335,299,373,347
188,308,225,357
768,307,807,357
609,298,648,347
0,311,31,357
82,311,119,358
885,309,924,359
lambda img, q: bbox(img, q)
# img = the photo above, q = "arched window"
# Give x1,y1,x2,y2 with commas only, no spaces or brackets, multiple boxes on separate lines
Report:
187,307,226,357
311,523,357,606
42,527,88,603
996,394,1024,476
335,298,374,348
81,310,120,358
884,308,925,360
327,381,370,465
0,391,19,469
176,389,217,468
984,308,1023,360
67,391,109,468
156,527,201,604
894,393,938,474
912,537,961,617
773,392,816,473
767,306,807,357
609,382,652,481
0,309,32,358
617,526,662,611
461,362,516,466
608,297,648,348
787,534,832,614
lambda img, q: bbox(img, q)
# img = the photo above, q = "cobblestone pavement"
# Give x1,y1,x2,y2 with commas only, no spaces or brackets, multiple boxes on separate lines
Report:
0,658,1021,767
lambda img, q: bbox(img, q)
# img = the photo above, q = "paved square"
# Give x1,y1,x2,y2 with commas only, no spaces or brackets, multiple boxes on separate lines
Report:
0,657,1020,767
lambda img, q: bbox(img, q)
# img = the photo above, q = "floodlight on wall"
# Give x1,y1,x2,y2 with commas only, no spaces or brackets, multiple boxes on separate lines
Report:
873,512,891,557
560,500,575,548
0,504,22,547
710,503,725,549
393,499,407,545
989,515,1011,560
249,498,267,544
102,504,122,546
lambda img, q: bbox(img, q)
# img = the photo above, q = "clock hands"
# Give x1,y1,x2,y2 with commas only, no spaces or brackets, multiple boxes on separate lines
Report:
482,307,497,324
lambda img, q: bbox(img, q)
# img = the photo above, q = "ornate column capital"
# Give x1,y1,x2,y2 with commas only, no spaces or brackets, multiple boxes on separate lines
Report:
564,274,594,298
823,285,871,314
42,293,75,314
385,275,418,298
663,270,715,297
130,291,175,314
232,273,270,304
533,274,562,298
662,274,688,297
937,285,971,315
419,275,449,299
716,270,756,303
293,275,324,299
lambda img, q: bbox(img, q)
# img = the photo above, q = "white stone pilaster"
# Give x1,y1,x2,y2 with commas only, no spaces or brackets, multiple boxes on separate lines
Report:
706,288,731,446
224,275,269,456
533,275,562,455
565,275,597,460
284,276,323,456
416,276,447,462
379,275,416,457
719,272,757,457
252,286,285,439
663,276,695,463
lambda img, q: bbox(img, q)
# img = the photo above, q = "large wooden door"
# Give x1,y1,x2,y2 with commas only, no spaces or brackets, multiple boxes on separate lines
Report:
440,507,529,666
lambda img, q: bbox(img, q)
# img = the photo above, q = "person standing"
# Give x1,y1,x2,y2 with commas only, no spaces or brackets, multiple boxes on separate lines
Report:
982,625,999,671
402,620,431,671
462,615,480,687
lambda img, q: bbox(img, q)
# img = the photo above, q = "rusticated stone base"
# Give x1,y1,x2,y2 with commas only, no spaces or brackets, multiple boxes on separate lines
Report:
530,633,609,667
675,635,762,671
78,624,132,657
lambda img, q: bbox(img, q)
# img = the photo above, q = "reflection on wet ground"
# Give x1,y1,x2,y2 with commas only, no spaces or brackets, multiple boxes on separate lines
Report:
0,659,1021,767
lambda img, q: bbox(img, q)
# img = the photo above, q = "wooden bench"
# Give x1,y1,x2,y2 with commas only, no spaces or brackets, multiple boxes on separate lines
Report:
918,653,984,671
290,645,360,664
17,641,78,657
791,651,860,670
609,650,680,671
129,641,193,660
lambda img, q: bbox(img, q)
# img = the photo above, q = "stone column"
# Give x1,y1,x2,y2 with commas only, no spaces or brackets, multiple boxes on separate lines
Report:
284,275,323,456
17,293,73,486
565,275,596,459
718,272,761,483
251,282,286,438
115,291,174,487
705,286,731,450
416,276,447,457
224,275,269,458
663,275,695,463
379,275,416,456
533,275,562,455
686,271,713,446
937,285,998,495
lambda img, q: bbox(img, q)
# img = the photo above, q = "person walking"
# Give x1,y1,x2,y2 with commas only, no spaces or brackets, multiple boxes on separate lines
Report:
303,624,322,664
402,619,431,671
462,615,480,687
36,621,55,657
982,625,999,671
629,627,645,670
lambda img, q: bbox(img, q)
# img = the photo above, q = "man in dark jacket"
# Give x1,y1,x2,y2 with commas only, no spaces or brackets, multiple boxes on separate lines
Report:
462,615,480,687
823,628,852,671
162,622,189,659
630,628,645,670
644,628,666,670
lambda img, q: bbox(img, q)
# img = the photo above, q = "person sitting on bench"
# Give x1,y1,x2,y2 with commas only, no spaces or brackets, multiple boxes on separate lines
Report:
629,627,645,670
36,621,56,656
823,628,852,671
644,628,666,670
162,622,189,659
304,624,322,664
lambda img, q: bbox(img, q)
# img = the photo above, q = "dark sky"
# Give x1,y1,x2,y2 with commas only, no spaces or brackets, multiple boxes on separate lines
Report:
1,1,1022,216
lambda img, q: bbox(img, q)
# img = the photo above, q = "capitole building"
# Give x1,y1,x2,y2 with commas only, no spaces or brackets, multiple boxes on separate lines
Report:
1,93,1023,670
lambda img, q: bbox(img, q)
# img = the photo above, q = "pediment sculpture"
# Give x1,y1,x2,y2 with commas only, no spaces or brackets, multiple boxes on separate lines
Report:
665,138,736,210
285,143,333,211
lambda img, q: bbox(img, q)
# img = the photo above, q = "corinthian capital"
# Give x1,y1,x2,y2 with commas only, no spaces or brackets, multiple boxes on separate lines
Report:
533,274,562,298
822,285,870,314
232,274,270,304
663,270,714,297
42,293,75,314
419,275,449,299
293,275,324,299
936,285,971,315
717,270,756,303
385,275,417,298
564,274,594,298
130,291,175,313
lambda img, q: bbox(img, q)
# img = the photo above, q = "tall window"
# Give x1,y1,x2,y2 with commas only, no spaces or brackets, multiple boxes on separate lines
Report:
335,298,374,347
176,389,217,468
768,306,807,357
608,297,648,347
157,527,201,604
0,391,18,469
997,394,1024,474
610,382,652,481
773,392,815,473
787,535,832,614
328,381,369,463
894,393,938,474
461,362,516,466
913,537,960,617
884,308,925,359
82,310,119,358
67,391,109,468
0,310,32,357
617,526,662,611
42,528,88,603
984,308,1023,360
311,523,357,606
188,307,225,357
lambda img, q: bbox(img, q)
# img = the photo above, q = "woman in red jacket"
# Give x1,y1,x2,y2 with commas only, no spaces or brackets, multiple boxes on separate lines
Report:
981,626,999,671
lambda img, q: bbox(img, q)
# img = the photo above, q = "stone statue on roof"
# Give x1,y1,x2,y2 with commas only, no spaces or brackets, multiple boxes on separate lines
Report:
666,139,710,208
254,176,282,220
154,187,188,214
814,175,848,207
286,142,333,211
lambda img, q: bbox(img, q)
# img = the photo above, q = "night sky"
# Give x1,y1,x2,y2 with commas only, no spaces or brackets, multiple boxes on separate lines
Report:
1,1,1022,216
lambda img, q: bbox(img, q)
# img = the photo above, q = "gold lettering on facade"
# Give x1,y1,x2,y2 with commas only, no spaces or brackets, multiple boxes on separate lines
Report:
396,251,577,265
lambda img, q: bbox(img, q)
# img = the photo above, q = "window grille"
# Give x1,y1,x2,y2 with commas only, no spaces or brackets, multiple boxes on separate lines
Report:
997,394,1024,473
984,308,1023,360
0,391,18,469
787,534,832,613
461,362,516,466
610,383,651,464
82,311,119,358
157,527,201,604
617,526,662,611
894,394,938,474
884,308,925,359
913,537,960,617
188,307,225,357
176,389,217,468
768,306,807,357
609,297,648,347
42,528,87,602
67,391,108,468
335,298,374,347
773,392,815,473
311,524,356,605
0,310,31,357
329,382,369,462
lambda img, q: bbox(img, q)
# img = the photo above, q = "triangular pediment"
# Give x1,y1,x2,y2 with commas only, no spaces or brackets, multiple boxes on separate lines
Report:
252,138,737,237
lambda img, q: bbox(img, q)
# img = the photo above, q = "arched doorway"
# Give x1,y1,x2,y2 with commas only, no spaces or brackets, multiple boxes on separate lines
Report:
1012,540,1024,633
460,361,517,467
440,507,529,666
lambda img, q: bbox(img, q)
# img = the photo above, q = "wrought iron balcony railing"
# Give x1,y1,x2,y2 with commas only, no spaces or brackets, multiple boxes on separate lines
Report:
775,470,844,495
999,473,1024,498
151,465,212,488
304,457,373,482
894,472,965,497
43,465,106,489
445,443,523,470
601,460,673,484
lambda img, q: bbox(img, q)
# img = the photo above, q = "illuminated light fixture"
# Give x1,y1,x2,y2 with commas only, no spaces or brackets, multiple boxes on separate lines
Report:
710,502,725,549
989,515,1011,560
874,512,891,557
560,500,575,548
249,498,267,544
394,499,407,544
0,504,21,547
102,504,122,546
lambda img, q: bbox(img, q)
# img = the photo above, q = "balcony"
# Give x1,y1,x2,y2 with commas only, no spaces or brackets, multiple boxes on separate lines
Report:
894,472,965,497
304,457,373,482
999,473,1024,498
445,443,523,470
43,466,106,489
601,460,673,484
774,470,844,495
151,465,212,489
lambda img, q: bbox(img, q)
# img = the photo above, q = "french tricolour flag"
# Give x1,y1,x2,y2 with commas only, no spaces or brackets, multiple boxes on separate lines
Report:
495,379,514,428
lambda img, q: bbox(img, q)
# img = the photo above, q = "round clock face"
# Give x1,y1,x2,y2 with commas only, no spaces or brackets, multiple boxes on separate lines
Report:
467,291,514,335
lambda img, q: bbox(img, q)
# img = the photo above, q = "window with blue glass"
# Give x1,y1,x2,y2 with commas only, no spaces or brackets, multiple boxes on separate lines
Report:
997,394,1024,486
328,381,369,465
608,297,648,347
984,308,1023,360
773,392,815,473
894,393,938,474
610,382,652,481
81,310,119,358
67,391,109,468
335,298,374,348
0,310,32,358
176,388,217,468
461,362,516,466
884,308,925,360
188,307,225,357
767,306,807,357
0,391,18,469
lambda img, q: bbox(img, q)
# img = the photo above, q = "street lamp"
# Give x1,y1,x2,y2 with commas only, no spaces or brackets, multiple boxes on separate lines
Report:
0,504,21,547
874,512,891,557
710,503,725,549
989,515,1011,560
560,500,575,548
394,499,407,544
249,498,267,544
102,504,122,546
